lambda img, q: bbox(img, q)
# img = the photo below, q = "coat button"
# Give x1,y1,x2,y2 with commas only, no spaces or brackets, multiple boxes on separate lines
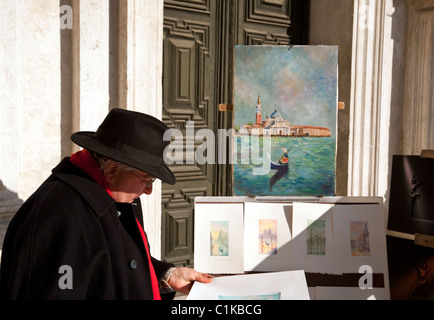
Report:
128,260,137,270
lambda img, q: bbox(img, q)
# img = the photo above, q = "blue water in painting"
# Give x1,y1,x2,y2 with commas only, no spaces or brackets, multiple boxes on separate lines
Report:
233,136,336,196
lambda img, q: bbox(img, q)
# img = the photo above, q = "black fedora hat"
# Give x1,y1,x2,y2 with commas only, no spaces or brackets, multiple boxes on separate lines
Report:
71,108,176,185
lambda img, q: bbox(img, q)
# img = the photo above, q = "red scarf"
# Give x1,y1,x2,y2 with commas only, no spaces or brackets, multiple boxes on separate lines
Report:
70,149,162,300
70,149,113,196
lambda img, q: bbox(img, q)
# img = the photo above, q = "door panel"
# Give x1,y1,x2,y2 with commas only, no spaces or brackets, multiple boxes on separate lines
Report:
237,0,292,45
162,0,216,266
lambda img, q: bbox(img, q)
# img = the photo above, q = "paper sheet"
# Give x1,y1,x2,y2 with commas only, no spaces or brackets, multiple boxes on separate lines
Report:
187,270,310,300
332,204,388,274
194,203,244,274
291,203,336,273
243,202,293,271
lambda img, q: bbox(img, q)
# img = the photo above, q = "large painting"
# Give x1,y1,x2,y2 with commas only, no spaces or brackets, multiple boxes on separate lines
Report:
233,45,338,196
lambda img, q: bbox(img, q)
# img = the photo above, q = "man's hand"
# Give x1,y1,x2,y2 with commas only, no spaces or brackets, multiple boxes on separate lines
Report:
168,267,213,295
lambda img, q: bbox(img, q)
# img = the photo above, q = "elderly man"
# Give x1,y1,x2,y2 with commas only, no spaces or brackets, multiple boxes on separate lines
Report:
0,108,211,299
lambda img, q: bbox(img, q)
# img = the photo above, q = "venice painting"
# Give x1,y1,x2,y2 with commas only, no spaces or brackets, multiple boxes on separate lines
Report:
307,219,326,256
233,45,338,196
210,221,229,256
258,219,277,255
349,221,370,257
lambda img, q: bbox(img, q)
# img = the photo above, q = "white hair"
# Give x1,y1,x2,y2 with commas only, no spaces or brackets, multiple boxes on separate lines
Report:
89,150,136,172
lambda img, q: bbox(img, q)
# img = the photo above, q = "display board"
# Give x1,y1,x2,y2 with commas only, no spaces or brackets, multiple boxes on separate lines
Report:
194,196,390,300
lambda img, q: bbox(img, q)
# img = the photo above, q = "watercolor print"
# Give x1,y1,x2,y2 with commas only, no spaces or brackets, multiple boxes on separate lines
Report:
218,292,282,300
349,221,370,256
210,221,229,256
307,219,326,256
233,45,338,196
258,219,277,254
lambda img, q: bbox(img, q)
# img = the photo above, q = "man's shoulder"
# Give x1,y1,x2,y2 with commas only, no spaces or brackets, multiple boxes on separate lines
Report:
20,158,115,218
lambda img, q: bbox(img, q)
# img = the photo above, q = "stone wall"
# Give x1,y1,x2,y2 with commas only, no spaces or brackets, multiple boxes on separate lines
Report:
0,0,62,255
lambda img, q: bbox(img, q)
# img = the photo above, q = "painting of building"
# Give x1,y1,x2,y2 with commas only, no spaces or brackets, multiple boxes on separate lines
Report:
233,45,338,196
349,221,370,256
238,93,331,138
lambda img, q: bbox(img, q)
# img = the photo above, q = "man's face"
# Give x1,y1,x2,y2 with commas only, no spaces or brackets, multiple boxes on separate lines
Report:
108,167,155,203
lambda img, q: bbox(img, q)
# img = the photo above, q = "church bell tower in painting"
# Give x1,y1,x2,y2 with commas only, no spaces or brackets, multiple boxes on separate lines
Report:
256,92,262,125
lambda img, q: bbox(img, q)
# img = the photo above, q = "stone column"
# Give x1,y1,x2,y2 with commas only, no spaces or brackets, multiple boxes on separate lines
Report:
64,0,165,257
348,0,395,200
403,0,434,154
71,0,110,142
118,0,165,258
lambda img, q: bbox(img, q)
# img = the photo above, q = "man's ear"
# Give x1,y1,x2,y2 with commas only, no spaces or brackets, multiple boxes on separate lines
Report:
103,160,120,183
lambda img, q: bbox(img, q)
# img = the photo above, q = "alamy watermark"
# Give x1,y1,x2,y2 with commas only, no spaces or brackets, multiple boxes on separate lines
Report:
358,265,373,290
163,121,271,176
60,5,73,30
58,265,73,290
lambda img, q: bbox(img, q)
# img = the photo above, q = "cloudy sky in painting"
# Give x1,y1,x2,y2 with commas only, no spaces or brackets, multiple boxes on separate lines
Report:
234,46,338,136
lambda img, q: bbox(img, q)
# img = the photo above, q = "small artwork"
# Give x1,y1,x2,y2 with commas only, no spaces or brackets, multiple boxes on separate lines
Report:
210,221,229,256
349,221,370,256
331,204,387,274
307,219,326,256
258,219,277,254
388,155,434,236
218,292,282,300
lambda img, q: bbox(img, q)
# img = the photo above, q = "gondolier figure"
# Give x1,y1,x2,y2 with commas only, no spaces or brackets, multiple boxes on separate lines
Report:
279,147,289,165
270,147,291,171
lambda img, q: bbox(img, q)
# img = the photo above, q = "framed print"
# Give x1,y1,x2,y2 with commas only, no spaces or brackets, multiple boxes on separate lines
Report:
243,202,293,272
194,203,244,274
291,202,336,274
332,204,388,274
388,155,434,236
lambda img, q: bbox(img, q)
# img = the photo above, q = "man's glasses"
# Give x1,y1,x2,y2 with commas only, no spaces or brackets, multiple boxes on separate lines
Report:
133,172,157,186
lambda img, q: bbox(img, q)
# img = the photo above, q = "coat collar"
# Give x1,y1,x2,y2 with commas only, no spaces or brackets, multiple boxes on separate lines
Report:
51,158,115,217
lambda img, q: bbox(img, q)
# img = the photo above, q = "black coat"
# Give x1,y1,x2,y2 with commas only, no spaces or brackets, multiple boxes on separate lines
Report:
0,158,174,300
